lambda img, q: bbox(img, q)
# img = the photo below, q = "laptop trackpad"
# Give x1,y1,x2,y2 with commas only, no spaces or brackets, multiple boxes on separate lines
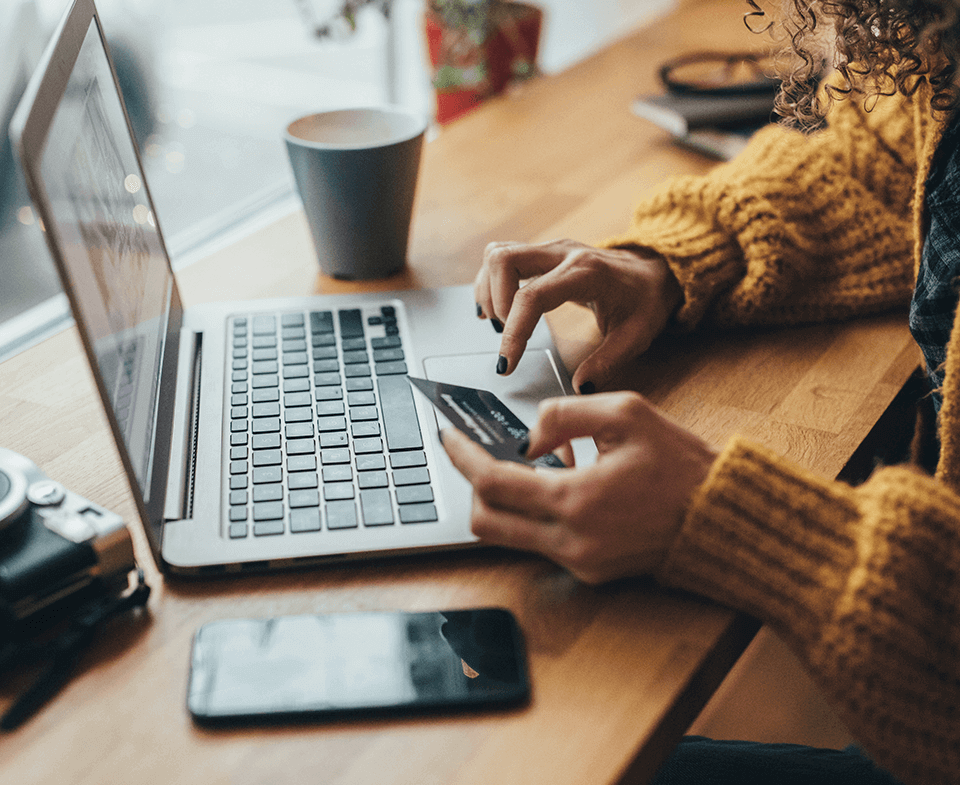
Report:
422,350,597,466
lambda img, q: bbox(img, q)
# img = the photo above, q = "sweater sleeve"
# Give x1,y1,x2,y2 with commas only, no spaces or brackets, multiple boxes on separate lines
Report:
660,437,960,785
604,91,919,331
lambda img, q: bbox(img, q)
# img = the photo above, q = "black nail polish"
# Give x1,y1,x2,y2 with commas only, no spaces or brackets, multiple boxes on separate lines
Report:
518,439,529,456
579,381,595,395
496,355,508,375
476,302,484,318
491,319,504,334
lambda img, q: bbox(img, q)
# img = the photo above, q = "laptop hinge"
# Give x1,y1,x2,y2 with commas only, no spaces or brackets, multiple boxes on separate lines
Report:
164,329,202,521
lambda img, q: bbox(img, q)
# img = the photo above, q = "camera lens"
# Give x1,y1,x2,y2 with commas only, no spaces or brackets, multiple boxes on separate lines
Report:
0,464,30,531
0,469,10,503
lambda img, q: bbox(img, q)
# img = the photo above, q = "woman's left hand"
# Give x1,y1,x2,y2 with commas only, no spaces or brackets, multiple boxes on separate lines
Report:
440,391,717,584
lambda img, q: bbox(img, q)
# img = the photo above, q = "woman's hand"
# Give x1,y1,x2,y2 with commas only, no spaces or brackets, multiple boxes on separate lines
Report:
441,391,717,585
474,239,683,393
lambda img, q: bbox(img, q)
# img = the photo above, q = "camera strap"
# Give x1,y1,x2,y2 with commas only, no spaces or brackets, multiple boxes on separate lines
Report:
0,568,150,731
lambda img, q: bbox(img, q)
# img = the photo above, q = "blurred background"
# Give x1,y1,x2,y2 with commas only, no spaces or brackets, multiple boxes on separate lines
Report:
0,0,673,362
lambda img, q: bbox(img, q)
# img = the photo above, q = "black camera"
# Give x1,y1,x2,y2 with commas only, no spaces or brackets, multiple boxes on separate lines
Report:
0,447,135,631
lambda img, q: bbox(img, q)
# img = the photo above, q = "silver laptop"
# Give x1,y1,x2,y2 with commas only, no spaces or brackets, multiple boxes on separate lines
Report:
10,0,593,576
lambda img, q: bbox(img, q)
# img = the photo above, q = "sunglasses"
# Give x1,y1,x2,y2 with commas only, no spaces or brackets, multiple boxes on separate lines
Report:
660,51,780,97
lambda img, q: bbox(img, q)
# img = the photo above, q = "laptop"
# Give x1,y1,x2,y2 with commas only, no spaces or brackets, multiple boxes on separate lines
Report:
10,0,594,576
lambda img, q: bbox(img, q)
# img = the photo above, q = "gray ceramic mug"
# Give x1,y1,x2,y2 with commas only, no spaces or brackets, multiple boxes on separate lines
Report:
284,107,427,280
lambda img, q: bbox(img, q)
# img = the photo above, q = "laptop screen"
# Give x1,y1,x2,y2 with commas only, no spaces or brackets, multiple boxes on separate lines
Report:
38,15,172,501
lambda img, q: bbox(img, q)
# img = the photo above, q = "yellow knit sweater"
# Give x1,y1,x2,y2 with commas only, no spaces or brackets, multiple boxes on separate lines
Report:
605,86,959,784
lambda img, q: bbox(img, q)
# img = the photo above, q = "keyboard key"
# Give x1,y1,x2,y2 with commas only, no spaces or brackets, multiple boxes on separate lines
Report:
287,455,317,472
230,432,248,446
253,501,284,521
252,433,281,450
285,422,313,439
353,437,383,454
281,326,306,341
284,392,311,407
283,338,307,353
310,310,334,334
396,485,434,504
344,364,371,378
338,309,364,338
252,374,279,389
252,315,276,335
393,467,430,486
312,333,336,348
252,402,280,418
252,348,278,361
390,451,426,469
351,422,381,438
229,505,247,522
322,465,352,483
314,359,340,373
319,432,349,448
253,388,280,402
286,438,316,455
325,500,358,530
288,471,319,490
315,371,342,387
378,375,423,451
289,489,320,508
371,335,402,349
252,360,279,375
375,361,408,376
399,503,438,524
254,520,285,536
347,391,376,407
323,482,355,501
315,386,343,401
321,448,350,465
358,471,388,489
284,378,310,393
252,449,281,467
360,489,394,526
253,466,282,484
356,454,386,471
253,484,283,502
229,460,248,475
252,417,280,434
318,416,347,432
281,313,305,327
290,508,321,533
372,347,404,363
282,352,308,366
342,350,369,364
284,407,313,423
346,378,374,392
316,400,345,416
229,489,248,505
230,475,248,490
341,337,366,352
349,406,378,422
313,345,338,361
252,335,277,348
283,365,309,379
229,523,248,539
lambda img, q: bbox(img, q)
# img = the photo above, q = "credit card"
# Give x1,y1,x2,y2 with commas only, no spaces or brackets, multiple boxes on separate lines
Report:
407,376,565,468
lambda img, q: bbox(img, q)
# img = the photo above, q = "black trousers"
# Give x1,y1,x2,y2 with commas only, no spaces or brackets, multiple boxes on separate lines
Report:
650,737,903,785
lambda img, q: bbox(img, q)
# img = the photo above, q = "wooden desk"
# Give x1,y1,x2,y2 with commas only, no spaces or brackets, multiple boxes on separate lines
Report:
0,1,919,783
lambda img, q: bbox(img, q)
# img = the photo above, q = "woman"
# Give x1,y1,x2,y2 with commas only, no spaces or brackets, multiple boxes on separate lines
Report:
440,1,960,783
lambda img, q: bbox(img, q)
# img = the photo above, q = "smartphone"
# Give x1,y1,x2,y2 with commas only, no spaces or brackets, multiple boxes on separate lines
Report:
187,608,530,725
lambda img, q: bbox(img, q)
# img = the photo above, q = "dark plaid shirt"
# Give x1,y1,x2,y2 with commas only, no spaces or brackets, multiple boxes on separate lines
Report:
909,113,960,411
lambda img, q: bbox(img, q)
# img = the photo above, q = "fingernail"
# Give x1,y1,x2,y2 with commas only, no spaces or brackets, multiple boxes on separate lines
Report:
476,302,484,318
496,355,508,375
579,381,595,395
491,319,504,334
518,439,529,456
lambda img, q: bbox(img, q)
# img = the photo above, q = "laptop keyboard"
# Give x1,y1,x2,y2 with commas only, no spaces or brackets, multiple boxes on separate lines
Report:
224,304,438,538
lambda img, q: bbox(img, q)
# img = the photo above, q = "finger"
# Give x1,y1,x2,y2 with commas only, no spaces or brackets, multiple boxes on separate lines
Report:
485,240,577,323
497,258,606,375
469,495,560,556
441,428,560,517
570,321,654,393
525,393,643,457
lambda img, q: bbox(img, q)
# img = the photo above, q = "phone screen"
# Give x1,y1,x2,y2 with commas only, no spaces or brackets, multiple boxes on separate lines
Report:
187,608,529,724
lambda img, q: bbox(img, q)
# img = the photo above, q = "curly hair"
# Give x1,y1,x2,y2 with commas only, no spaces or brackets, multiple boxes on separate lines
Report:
747,0,960,128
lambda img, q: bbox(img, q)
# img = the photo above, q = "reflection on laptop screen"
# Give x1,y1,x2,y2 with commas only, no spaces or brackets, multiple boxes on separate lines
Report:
39,17,171,500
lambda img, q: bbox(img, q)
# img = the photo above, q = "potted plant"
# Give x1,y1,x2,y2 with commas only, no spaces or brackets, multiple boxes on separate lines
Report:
426,0,542,123
294,0,542,124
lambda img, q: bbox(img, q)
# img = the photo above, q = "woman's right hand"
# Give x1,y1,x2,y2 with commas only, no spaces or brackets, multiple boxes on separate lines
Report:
474,239,683,393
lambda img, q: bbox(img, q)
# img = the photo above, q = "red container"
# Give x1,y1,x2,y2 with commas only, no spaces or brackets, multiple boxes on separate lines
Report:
425,2,543,124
